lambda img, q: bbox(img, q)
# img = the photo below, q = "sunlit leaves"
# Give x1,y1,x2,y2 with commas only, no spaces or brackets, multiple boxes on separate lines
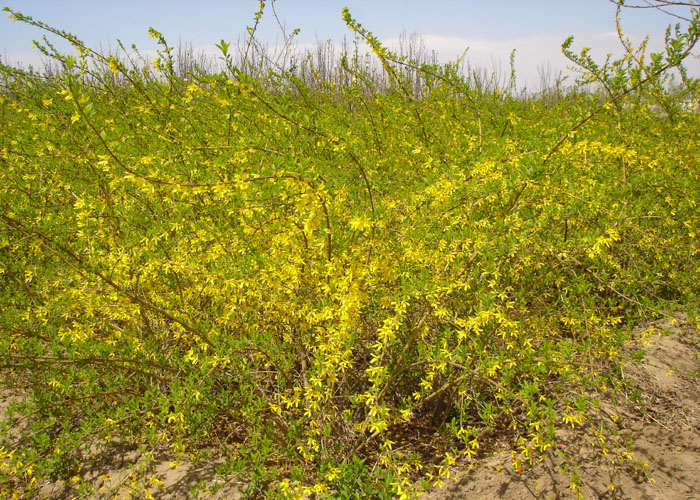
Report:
1,6,700,499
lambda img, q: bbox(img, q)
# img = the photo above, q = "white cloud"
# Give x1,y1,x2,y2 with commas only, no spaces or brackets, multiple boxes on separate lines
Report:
4,30,698,92
1,50,49,70
383,31,700,91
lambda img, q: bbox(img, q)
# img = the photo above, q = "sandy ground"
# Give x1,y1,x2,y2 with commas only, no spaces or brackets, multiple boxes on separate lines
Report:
0,394,247,500
2,313,698,499
422,312,700,500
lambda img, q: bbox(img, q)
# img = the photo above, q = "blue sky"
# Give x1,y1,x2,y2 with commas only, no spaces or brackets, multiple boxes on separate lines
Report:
2,1,698,89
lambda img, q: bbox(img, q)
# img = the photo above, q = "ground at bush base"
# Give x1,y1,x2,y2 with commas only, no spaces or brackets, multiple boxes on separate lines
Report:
422,312,700,500
2,312,698,500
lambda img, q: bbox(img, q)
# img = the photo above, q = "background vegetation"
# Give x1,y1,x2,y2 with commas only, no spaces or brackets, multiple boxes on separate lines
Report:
1,2,699,498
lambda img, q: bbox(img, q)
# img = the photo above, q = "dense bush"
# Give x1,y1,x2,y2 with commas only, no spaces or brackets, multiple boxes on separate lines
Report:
1,4,699,498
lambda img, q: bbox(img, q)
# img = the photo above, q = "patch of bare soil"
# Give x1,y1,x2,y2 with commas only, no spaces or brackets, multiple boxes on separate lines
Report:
422,313,700,500
32,446,246,500
0,395,246,499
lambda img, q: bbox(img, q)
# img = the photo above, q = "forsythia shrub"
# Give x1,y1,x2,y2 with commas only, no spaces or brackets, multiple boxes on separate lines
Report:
1,4,699,499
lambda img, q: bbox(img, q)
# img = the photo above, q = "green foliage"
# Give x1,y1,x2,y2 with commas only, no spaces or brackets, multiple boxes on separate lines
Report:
1,4,700,499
